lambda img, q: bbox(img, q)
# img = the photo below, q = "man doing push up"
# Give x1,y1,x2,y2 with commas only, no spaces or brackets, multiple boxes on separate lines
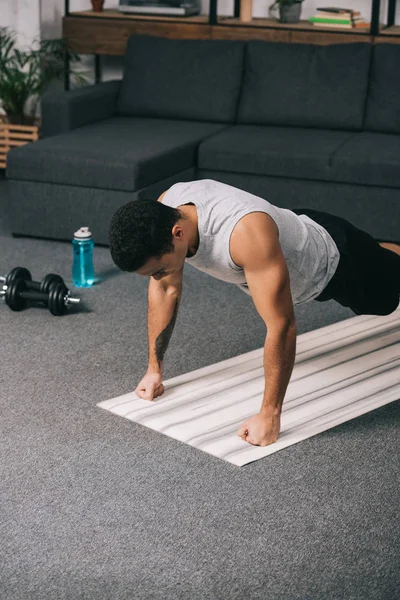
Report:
109,179,400,448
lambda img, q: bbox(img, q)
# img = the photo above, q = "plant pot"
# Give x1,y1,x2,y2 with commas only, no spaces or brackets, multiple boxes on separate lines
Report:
279,2,302,23
91,0,105,11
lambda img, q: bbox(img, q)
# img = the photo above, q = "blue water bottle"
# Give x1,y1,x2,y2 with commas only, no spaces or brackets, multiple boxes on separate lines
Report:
72,226,95,288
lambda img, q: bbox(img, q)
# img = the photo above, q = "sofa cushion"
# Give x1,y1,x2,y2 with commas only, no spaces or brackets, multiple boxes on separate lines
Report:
6,117,228,191
364,44,400,135
237,41,371,130
116,35,245,123
329,132,400,188
198,125,357,182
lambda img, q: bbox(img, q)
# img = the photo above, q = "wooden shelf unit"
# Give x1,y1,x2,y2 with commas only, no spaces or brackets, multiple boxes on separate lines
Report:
214,17,373,43
63,11,377,54
379,24,400,35
63,13,211,56
218,16,369,31
62,2,400,86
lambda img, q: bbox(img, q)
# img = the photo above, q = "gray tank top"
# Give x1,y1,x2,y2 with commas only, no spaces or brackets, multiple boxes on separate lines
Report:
162,179,340,305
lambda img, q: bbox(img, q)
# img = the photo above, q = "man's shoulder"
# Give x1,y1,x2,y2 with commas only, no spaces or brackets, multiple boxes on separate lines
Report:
232,211,279,245
230,212,280,268
157,191,168,203
157,179,217,203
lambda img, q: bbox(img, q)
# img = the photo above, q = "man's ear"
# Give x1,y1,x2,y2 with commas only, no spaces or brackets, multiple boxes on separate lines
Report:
172,225,184,239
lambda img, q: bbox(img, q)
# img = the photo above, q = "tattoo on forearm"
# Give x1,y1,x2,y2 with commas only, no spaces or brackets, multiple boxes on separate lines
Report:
155,297,179,365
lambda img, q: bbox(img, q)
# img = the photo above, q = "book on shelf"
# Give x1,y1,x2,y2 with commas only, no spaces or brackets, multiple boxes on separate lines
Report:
310,21,369,29
311,22,353,28
316,11,360,18
316,6,358,13
309,17,353,24
352,16,369,25
310,7,368,29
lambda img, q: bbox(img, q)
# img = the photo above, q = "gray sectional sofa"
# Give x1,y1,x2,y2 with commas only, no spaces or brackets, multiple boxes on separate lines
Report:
6,35,400,245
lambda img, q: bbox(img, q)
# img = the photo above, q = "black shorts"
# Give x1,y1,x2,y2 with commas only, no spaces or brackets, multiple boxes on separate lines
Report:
291,208,400,316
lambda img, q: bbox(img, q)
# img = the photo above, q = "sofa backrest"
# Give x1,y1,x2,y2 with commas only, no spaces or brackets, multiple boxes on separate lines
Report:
364,44,400,135
236,41,372,131
116,35,245,123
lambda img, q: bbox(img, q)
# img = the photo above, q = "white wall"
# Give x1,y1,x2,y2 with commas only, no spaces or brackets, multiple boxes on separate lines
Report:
63,0,394,20
1,0,41,48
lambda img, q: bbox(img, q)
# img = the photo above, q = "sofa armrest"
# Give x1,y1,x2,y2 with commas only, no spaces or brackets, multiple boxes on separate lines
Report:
40,80,121,138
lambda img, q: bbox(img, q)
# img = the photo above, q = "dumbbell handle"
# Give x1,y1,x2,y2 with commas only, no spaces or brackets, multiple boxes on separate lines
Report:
0,271,65,293
0,285,80,306
20,290,50,303
0,273,40,288
11,278,41,291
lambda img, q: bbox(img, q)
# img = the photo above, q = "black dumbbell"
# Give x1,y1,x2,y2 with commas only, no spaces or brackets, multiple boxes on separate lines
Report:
1,278,80,316
0,267,66,294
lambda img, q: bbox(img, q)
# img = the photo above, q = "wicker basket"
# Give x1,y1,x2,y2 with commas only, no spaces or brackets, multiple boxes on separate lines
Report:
0,124,39,169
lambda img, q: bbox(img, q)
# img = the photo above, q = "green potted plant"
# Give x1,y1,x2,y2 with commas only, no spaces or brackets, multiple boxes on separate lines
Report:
0,26,87,126
268,0,305,24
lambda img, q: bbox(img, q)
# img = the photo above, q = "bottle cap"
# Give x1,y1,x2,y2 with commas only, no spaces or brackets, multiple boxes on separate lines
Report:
74,226,92,239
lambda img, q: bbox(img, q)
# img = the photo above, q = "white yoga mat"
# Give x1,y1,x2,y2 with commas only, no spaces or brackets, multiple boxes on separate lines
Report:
98,307,400,466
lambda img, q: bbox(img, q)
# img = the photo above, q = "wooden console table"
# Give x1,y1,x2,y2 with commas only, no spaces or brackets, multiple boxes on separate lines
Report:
63,0,400,89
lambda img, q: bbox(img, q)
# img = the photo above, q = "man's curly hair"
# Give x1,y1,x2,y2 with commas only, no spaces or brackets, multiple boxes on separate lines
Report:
108,198,183,272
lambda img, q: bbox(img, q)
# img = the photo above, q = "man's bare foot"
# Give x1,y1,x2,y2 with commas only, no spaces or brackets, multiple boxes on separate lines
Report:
379,242,400,257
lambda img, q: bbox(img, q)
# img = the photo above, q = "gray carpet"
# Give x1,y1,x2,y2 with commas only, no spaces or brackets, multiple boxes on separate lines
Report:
1,170,399,599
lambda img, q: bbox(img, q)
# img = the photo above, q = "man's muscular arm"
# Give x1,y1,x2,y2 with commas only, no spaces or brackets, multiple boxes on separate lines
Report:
147,274,182,372
147,190,183,371
153,296,180,368
231,213,297,416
